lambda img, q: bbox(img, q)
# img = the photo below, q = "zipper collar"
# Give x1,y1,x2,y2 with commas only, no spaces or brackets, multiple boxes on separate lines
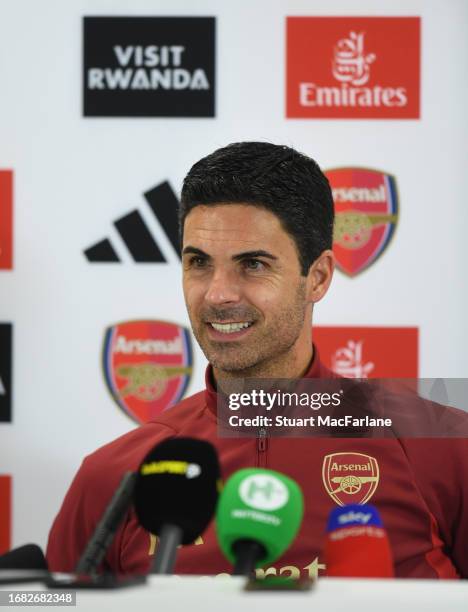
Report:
204,344,334,417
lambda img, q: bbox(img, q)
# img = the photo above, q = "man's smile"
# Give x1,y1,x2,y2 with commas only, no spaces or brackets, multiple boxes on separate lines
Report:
205,320,256,341
210,321,253,333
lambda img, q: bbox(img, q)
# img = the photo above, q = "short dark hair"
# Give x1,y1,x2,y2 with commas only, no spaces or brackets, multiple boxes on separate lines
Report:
180,141,334,276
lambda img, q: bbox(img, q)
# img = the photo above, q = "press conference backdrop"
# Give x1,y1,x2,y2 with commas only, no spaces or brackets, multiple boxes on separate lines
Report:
0,0,467,556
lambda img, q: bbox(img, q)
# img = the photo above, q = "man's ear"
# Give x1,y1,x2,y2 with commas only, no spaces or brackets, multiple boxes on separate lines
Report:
305,249,335,303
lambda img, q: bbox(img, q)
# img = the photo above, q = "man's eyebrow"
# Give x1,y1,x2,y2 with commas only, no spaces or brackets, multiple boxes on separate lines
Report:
182,247,278,262
182,246,211,258
232,250,278,262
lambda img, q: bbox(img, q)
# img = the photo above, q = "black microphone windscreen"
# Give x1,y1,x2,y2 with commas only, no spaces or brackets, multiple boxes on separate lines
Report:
0,544,48,570
134,437,220,545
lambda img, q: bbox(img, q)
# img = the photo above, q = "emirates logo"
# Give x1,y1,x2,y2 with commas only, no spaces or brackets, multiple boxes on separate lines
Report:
332,31,376,86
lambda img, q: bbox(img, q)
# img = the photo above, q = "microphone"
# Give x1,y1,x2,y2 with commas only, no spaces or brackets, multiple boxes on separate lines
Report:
216,468,303,576
324,503,394,577
75,471,137,575
0,544,49,585
0,544,47,570
133,437,221,575
48,470,145,589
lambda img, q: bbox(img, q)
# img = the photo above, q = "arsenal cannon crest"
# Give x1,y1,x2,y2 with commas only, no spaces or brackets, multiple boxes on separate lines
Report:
103,320,193,424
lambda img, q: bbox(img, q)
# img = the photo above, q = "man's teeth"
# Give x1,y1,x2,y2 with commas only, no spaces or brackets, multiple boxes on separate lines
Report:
210,322,252,334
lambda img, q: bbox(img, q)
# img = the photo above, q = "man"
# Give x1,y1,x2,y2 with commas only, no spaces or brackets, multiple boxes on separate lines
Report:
47,142,468,578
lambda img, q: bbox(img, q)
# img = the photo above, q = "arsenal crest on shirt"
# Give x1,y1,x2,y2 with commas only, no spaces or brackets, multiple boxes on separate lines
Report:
103,320,193,424
326,167,399,276
322,452,379,506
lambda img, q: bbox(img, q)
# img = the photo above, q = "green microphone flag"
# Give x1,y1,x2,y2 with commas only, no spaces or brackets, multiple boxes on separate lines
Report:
216,468,304,569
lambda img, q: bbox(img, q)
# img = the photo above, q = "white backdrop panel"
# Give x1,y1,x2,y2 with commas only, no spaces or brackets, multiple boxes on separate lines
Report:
0,0,466,551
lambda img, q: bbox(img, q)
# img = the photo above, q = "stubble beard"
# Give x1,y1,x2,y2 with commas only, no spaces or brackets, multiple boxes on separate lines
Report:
188,281,308,379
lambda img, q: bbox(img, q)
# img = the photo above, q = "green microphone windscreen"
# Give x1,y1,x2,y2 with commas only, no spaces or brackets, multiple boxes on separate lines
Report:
215,468,304,568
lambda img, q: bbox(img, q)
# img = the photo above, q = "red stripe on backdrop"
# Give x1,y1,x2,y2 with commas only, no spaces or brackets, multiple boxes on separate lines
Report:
0,475,12,553
0,171,13,269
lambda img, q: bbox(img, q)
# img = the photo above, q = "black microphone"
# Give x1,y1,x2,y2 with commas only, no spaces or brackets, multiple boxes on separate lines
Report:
75,471,137,576
47,471,145,590
133,437,221,575
0,544,49,585
0,544,47,570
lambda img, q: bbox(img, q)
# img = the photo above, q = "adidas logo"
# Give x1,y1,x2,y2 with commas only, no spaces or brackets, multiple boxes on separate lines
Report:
84,181,181,263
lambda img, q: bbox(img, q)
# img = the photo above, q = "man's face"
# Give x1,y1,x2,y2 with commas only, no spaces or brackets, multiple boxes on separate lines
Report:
182,204,319,378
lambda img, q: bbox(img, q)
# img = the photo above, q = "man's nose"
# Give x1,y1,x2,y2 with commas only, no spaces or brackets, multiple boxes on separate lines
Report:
204,268,241,305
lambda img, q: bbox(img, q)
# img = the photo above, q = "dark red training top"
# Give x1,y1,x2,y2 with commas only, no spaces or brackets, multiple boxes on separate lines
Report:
47,351,468,579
